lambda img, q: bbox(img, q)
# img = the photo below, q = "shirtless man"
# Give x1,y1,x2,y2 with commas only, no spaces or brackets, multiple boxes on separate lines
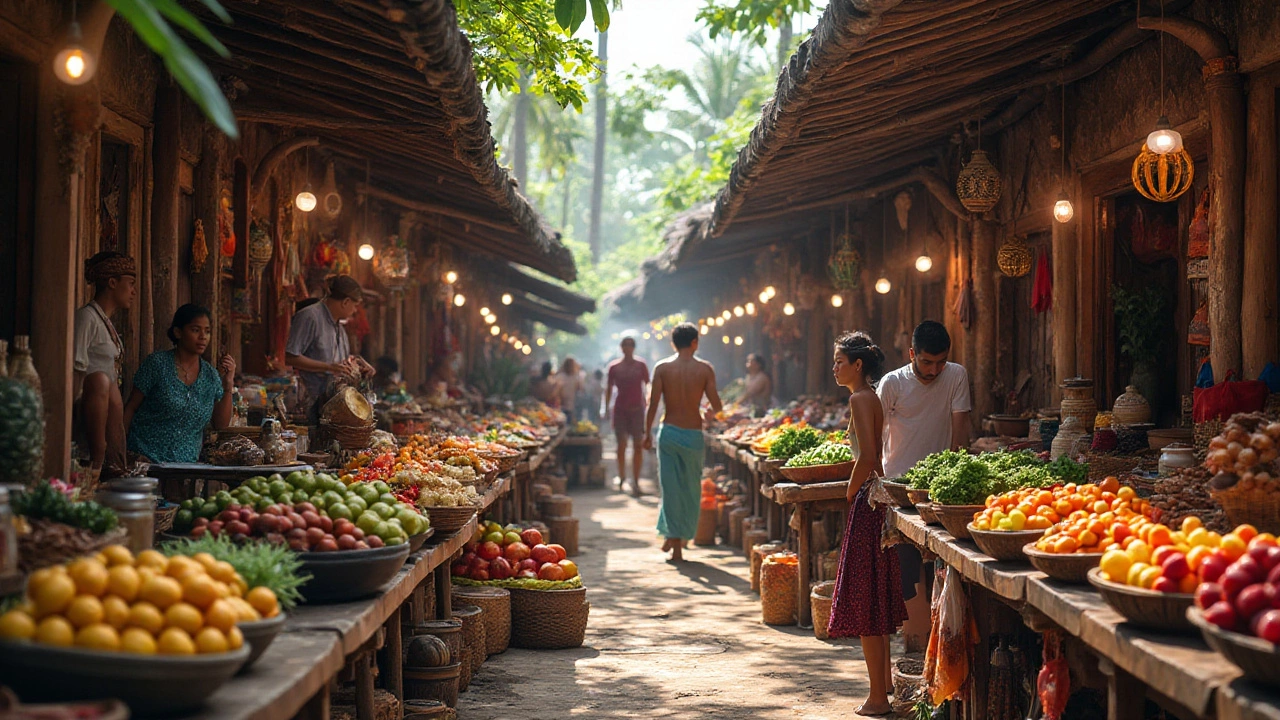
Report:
643,322,723,561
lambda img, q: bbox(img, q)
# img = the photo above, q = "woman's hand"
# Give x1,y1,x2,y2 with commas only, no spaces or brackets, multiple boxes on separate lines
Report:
217,354,237,389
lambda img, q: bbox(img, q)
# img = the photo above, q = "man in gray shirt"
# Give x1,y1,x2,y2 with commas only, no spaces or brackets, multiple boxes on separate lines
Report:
286,275,372,420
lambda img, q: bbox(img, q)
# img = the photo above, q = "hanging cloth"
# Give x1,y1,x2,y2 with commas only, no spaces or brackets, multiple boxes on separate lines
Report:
1031,251,1052,314
953,278,975,329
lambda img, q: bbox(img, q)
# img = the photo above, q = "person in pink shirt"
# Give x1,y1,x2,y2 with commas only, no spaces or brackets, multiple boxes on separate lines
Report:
607,336,650,497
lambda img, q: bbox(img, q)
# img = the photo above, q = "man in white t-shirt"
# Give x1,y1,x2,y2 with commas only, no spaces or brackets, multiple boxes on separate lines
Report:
878,320,972,619
878,320,972,478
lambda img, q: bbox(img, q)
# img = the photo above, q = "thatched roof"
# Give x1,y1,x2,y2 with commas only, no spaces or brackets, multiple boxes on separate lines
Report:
711,0,1159,236
207,0,576,280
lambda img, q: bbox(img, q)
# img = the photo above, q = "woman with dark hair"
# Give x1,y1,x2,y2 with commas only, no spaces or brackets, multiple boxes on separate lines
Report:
742,353,773,416
825,331,907,717
124,304,235,463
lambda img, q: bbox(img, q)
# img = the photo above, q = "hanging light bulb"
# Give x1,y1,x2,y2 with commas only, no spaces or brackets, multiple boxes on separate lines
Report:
444,270,458,284
536,338,545,346
831,294,844,308
479,306,490,316
734,336,744,346
53,18,95,85
522,345,532,355
783,303,796,316
915,253,933,273
714,317,724,327
721,310,731,320
874,277,892,295
721,336,730,344
485,314,496,325
733,306,744,317
765,286,777,299
700,325,709,335
490,325,501,336
358,244,375,261
294,189,317,213
758,291,770,304
514,340,523,349
1146,116,1182,155
453,294,466,307
745,302,756,316
1053,192,1075,223
501,293,513,305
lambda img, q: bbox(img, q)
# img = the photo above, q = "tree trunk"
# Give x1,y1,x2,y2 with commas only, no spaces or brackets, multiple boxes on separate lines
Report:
777,16,793,72
1051,218,1077,404
1243,74,1278,379
588,31,609,265
512,74,531,193
560,166,573,231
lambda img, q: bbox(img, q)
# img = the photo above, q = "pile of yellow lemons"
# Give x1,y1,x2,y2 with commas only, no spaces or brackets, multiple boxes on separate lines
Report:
0,545,279,655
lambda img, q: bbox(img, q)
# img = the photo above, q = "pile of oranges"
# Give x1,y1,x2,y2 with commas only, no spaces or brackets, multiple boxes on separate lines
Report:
1026,478,1157,554
974,477,1151,539
0,545,279,655
1097,518,1269,594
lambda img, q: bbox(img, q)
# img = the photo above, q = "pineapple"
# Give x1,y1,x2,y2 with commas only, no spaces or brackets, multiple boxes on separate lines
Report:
0,377,45,485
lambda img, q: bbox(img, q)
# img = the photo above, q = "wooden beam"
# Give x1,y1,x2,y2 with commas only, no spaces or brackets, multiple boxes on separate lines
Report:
498,264,596,315
972,218,997,427
1051,216,1077,404
150,85,182,351
356,182,517,235
250,135,320,209
235,107,436,131
1242,71,1278,378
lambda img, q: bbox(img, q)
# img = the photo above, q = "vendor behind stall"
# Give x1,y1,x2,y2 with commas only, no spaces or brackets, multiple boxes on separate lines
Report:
124,304,235,463
74,251,136,478
285,275,373,421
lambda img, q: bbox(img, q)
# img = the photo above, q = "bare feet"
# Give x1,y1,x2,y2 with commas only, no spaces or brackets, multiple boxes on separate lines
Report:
661,538,673,553
630,481,644,498
854,701,892,717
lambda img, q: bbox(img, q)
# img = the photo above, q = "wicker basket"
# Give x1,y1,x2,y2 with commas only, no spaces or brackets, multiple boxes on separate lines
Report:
478,451,521,474
455,645,472,692
967,526,1041,562
530,483,553,501
18,521,129,574
694,507,718,546
728,507,750,548
760,553,799,625
934,504,985,540
777,461,855,484
917,502,942,526
402,700,455,720
545,516,579,556
421,506,478,537
1188,607,1280,689
319,419,376,450
882,480,911,508
154,504,179,535
1087,568,1194,633
538,494,573,518
508,587,589,649
453,587,510,656
406,620,463,669
1085,453,1153,482
545,474,568,495
743,527,769,559
811,581,835,640
890,654,927,715
404,664,461,708
751,542,786,592
1023,544,1103,584
1213,487,1280,535
450,604,486,676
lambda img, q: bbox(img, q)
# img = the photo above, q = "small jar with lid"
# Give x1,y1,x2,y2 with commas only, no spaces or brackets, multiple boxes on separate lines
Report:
1158,444,1198,476
95,489,155,554
278,430,299,464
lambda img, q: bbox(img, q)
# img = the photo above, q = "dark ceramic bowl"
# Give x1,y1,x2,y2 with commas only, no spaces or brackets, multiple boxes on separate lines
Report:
0,640,248,717
409,528,436,553
296,542,411,603
237,612,287,671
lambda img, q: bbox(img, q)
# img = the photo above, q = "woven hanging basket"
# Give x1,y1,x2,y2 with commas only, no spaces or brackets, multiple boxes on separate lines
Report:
1132,146,1194,202
374,244,413,290
826,238,861,290
956,149,1002,213
997,238,1032,278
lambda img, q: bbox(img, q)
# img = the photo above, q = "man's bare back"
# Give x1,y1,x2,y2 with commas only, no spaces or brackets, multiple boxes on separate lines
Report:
645,352,723,442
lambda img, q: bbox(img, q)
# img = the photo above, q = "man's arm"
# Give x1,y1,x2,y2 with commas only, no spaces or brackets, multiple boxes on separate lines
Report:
951,411,971,451
286,353,343,375
642,366,663,450
605,371,616,420
703,363,724,417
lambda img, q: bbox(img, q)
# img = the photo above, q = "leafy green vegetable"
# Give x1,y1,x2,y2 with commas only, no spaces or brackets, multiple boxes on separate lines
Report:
161,534,308,612
13,480,118,534
783,441,852,468
768,425,825,460
929,456,992,505
903,449,1060,505
1046,455,1089,485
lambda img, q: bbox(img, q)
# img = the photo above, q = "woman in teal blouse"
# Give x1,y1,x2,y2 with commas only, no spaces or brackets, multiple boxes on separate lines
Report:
125,304,236,463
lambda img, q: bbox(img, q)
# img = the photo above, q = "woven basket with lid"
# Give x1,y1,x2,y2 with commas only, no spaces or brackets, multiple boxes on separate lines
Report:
1112,386,1152,425
1060,378,1098,432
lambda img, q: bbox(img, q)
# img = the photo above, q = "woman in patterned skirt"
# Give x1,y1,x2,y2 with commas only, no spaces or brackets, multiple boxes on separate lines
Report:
826,332,909,716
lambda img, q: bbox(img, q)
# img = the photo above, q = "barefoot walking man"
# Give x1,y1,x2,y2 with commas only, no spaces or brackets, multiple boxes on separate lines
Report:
643,322,723,561
606,336,649,496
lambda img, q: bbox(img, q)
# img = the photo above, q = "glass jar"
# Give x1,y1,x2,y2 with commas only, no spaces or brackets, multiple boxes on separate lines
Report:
106,476,159,495
279,431,299,464
0,486,17,581
95,489,154,554
1159,443,1198,476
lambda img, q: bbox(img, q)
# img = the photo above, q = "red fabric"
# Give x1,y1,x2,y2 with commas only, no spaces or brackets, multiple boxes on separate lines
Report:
1031,251,1052,314
1129,204,1179,263
1188,186,1211,258
1038,630,1070,720
827,482,909,638
607,359,650,413
1193,371,1269,422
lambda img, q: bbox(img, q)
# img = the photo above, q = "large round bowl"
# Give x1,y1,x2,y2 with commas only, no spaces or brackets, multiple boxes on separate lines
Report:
1087,568,1194,633
882,480,912,508
0,640,249,717
408,528,436,553
934,504,985,540
905,488,931,508
1022,544,1104,584
297,542,411,604
1188,606,1280,688
916,502,942,526
238,613,288,671
967,526,1042,562
777,461,855,484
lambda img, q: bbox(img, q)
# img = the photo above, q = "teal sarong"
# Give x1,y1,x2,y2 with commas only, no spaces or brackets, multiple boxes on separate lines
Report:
656,424,705,540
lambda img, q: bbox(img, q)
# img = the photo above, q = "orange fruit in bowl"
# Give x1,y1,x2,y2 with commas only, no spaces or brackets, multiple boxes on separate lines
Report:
165,556,203,581
1235,524,1259,543
65,595,105,629
107,564,141,602
127,602,166,635
164,602,204,635
120,627,158,654
246,587,279,618
0,610,37,640
136,550,169,572
182,575,220,610
195,627,229,654
102,596,131,630
1220,534,1247,561
204,599,239,633
157,627,196,655
101,545,134,567
35,616,75,646
138,576,183,610
67,558,110,597
227,626,244,650
75,623,121,651
31,572,77,618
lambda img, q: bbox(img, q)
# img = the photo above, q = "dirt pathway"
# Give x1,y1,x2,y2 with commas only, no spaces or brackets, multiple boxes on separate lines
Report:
458,478,883,719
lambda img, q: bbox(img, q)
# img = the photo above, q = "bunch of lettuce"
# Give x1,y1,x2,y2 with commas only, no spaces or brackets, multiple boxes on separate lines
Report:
903,449,970,489
929,455,994,505
1046,455,1089,484
768,425,826,460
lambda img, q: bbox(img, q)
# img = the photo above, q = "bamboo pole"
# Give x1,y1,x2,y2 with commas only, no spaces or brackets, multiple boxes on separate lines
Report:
1051,219,1077,404
972,218,997,426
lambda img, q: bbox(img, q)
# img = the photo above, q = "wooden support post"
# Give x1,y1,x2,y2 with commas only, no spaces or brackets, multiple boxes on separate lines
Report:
972,218,997,426
1051,219,1077,404
293,683,330,720
410,581,426,628
796,503,813,628
434,562,452,621
1243,76,1278,378
1098,656,1145,720
150,85,182,351
354,651,375,720
382,606,403,713
192,127,224,358
804,304,827,395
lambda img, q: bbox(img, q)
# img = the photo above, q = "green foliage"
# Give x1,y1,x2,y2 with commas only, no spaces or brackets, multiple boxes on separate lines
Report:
161,534,308,611
783,441,852,467
903,449,1061,504
768,425,825,459
470,355,532,398
1046,455,1089,485
13,480,118,534
697,0,819,45
107,0,236,137
1111,285,1168,366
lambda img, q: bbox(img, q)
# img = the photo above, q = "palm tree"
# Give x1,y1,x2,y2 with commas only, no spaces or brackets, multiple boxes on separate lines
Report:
660,34,769,159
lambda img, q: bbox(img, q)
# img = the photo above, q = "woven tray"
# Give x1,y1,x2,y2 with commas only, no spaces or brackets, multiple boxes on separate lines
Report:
508,587,589,649
18,520,129,574
777,461,854,484
319,419,376,450
421,506,478,536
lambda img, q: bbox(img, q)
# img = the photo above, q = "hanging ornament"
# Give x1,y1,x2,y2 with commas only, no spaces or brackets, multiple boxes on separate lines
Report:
248,219,274,271
374,235,413,290
997,236,1033,278
320,161,342,218
190,219,208,275
1131,146,1193,202
826,206,861,290
956,149,1002,213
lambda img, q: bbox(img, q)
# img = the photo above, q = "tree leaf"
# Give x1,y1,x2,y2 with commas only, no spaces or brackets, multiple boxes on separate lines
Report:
190,0,231,25
570,0,588,34
554,0,575,32
589,0,610,32
149,0,230,56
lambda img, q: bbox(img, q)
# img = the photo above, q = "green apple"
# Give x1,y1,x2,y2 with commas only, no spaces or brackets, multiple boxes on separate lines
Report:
369,502,395,520
357,511,382,534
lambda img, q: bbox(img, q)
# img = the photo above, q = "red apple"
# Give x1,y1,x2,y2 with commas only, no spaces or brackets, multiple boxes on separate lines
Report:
1196,582,1226,610
1152,576,1180,594
367,535,385,548
516,569,538,579
503,542,531,563
459,551,478,567
1239,556,1266,581
1237,584,1276,620
1222,566,1257,598
1200,553,1230,583
548,544,568,562
489,557,514,580
1255,609,1280,643
538,563,567,581
557,559,579,579
1161,553,1190,581
518,559,540,573
1205,600,1240,631
470,567,490,581
463,541,479,554
520,529,544,547
530,544,558,565
1267,563,1280,587
477,541,502,561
